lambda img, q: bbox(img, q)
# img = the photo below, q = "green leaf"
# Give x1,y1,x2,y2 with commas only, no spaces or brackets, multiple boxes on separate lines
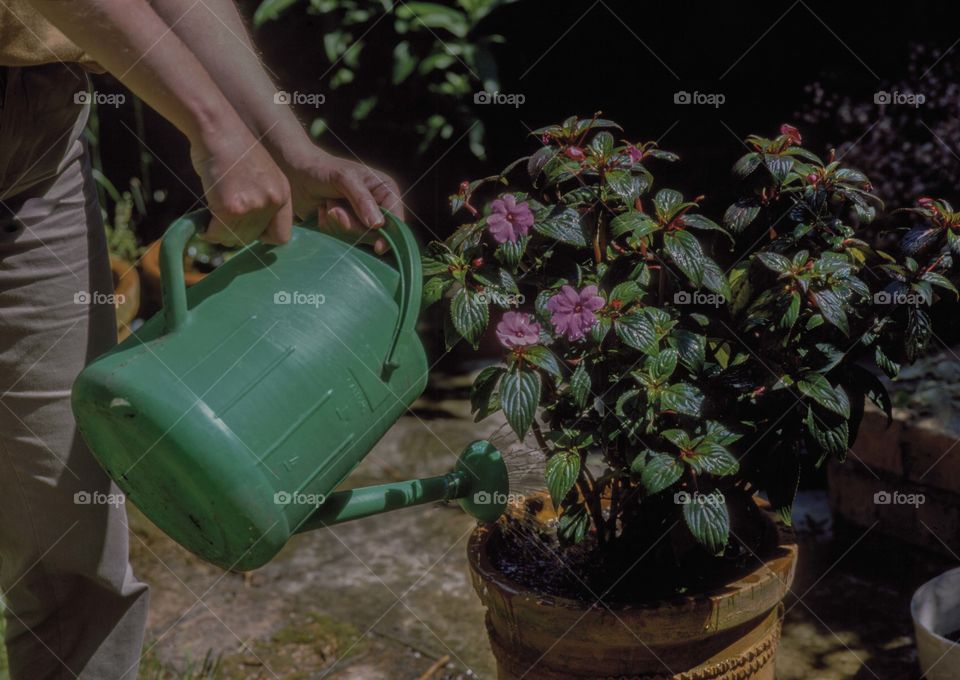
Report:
679,214,730,241
588,316,611,344
570,361,591,408
534,207,589,246
396,2,469,37
525,346,563,380
732,152,763,179
392,40,416,84
608,280,643,305
610,211,659,239
922,272,958,297
781,291,801,330
545,451,581,506
664,230,705,286
451,288,489,348
648,348,678,381
797,374,849,417
669,329,706,372
813,289,849,335
606,170,644,205
806,407,849,463
470,366,504,421
495,235,528,270
701,257,732,299
723,200,761,233
660,382,704,417
683,493,730,555
661,428,691,448
615,312,658,353
589,131,615,156
422,276,451,307
500,368,541,439
756,251,792,274
763,154,794,183
653,188,685,221
557,502,590,544
686,442,739,476
875,344,900,378
253,0,299,26
640,452,683,495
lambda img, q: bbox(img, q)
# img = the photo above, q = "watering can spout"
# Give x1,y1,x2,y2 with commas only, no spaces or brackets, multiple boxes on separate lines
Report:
295,439,510,533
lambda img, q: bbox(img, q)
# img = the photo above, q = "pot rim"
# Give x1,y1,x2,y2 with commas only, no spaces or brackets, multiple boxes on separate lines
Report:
468,495,797,617
911,565,960,645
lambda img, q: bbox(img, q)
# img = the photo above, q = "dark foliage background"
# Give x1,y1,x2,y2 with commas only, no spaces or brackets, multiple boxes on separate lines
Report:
91,0,960,355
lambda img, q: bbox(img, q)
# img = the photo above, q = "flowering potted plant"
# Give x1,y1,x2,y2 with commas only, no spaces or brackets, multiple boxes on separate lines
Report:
423,115,957,678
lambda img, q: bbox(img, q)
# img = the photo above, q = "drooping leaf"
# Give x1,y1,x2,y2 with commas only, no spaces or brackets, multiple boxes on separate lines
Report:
664,230,705,286
545,450,581,506
570,361,591,408
723,199,761,233
451,287,489,348
423,276,452,307
470,366,504,421
797,374,850,417
557,502,590,545
813,288,849,335
683,492,730,555
500,368,541,438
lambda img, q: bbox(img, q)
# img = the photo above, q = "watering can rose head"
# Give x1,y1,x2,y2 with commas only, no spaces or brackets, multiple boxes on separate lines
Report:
423,113,958,565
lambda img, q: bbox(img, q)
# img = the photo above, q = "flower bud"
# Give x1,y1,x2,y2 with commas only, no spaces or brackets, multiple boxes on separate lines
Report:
564,146,586,160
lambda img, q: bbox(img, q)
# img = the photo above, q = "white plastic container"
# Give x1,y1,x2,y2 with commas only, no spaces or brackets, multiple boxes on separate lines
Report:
912,566,960,680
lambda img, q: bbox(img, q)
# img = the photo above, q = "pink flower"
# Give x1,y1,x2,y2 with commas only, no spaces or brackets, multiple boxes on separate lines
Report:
626,145,643,163
486,194,535,244
546,285,605,341
779,123,802,146
495,311,541,349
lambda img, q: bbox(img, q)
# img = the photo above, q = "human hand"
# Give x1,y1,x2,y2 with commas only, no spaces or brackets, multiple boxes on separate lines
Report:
281,149,404,254
190,129,293,246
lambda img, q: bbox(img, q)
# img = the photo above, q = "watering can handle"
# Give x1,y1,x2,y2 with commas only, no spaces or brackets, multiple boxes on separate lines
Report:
159,209,422,377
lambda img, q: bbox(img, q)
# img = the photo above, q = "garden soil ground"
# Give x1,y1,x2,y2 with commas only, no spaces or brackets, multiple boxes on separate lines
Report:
2,372,951,679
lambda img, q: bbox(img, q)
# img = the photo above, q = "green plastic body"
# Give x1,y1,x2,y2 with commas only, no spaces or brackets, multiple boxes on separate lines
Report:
72,210,430,571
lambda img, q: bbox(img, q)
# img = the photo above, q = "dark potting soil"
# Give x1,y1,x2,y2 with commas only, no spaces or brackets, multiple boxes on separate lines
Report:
488,495,777,604
943,629,960,644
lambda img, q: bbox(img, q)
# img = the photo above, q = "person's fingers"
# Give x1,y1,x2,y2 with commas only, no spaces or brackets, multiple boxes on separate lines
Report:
204,215,240,246
262,200,294,245
335,169,384,228
370,175,404,220
328,204,365,233
373,237,388,255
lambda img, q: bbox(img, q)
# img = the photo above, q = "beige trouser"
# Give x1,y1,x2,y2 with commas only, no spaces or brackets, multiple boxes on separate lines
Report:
0,63,148,679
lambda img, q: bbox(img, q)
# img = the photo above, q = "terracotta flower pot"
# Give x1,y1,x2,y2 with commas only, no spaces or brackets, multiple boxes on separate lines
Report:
109,256,141,342
467,499,797,679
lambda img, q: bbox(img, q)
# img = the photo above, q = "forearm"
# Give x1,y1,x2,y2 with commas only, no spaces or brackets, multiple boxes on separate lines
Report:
29,0,249,149
148,0,314,167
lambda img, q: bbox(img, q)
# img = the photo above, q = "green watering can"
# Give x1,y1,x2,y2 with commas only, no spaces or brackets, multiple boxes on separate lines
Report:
72,210,509,571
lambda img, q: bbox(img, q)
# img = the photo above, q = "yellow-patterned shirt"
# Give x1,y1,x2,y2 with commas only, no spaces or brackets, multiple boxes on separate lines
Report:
0,0,102,70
